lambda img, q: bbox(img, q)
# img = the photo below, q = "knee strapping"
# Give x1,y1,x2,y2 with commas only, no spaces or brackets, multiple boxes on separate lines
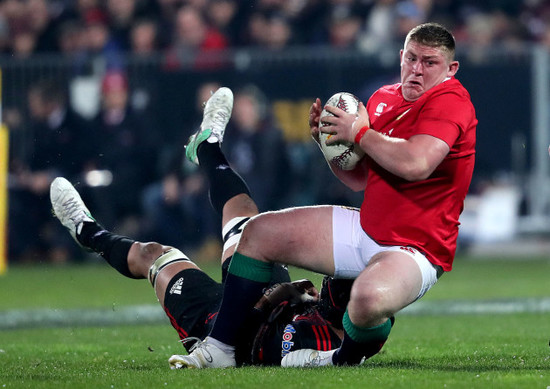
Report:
148,248,193,288
222,217,250,252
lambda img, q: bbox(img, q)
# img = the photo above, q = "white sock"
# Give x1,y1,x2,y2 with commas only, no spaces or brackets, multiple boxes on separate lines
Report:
318,350,336,366
205,336,235,357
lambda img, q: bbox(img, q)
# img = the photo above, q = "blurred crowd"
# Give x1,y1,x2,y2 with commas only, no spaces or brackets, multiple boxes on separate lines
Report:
4,0,550,264
8,65,339,263
0,0,549,60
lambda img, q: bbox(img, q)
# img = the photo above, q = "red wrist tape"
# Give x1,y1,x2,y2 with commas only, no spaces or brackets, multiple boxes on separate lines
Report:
354,126,370,144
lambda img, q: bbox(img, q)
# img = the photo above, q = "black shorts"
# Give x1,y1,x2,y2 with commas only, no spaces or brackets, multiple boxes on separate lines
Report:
162,264,290,355
163,269,223,351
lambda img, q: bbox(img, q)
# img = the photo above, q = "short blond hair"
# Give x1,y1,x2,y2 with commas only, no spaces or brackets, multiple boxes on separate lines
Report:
405,23,456,61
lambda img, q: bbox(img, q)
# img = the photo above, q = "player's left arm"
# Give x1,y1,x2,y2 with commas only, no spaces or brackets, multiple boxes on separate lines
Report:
322,102,451,182
359,132,450,181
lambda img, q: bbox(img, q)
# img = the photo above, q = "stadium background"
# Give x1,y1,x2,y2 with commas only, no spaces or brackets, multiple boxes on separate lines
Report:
0,2,549,387
1,0,550,265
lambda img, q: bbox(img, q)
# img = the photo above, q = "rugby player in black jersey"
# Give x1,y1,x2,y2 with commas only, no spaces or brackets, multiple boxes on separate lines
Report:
50,87,354,367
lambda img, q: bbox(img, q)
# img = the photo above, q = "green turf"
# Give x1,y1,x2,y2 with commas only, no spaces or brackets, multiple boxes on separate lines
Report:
0,256,549,388
0,315,548,388
2,256,550,309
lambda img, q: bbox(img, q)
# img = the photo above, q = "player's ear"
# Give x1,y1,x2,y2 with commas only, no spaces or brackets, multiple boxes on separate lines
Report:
447,60,459,77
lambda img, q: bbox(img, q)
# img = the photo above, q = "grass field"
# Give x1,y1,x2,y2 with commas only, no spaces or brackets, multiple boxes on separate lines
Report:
0,256,549,388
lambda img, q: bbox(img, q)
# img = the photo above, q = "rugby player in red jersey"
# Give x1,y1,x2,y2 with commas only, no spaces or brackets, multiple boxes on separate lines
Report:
177,22,477,368
50,87,351,367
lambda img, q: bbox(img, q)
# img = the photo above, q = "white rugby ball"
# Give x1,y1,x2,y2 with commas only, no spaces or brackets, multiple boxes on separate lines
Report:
319,92,365,170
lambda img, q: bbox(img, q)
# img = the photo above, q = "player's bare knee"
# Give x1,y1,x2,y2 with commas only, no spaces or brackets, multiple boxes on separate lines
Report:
239,213,277,251
348,285,390,325
237,215,260,246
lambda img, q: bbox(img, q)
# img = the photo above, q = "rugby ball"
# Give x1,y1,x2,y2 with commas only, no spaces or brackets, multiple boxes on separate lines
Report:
319,92,365,170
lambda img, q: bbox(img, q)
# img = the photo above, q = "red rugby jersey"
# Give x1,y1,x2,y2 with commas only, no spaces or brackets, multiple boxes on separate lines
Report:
361,77,477,271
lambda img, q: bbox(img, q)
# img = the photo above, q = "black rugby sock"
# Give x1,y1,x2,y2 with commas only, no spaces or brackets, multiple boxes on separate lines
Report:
197,142,250,215
79,221,139,279
210,252,273,346
332,313,391,365
209,273,268,346
332,331,384,365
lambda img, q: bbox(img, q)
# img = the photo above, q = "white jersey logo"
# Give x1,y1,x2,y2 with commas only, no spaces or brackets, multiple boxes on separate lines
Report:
375,102,387,116
170,277,184,295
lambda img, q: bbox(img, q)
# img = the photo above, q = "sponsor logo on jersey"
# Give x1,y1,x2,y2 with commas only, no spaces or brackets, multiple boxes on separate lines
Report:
170,277,184,295
281,324,296,357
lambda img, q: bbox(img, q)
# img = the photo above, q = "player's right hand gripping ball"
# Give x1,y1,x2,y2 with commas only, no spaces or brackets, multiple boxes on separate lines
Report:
319,92,366,170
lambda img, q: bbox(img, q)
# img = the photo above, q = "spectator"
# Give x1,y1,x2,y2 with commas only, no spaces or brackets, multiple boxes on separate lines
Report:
164,5,228,70
8,79,92,262
240,9,295,49
11,29,36,58
140,81,221,253
81,8,124,70
147,0,181,49
0,0,546,57
71,0,103,18
0,13,11,54
308,1,367,48
521,0,550,43
461,11,499,64
326,6,363,48
187,0,210,11
395,1,430,42
358,0,397,53
56,0,101,56
105,0,138,51
239,10,267,47
223,84,291,211
56,20,86,56
26,0,61,53
85,71,157,234
130,18,158,56
0,0,25,24
205,0,239,45
262,12,293,50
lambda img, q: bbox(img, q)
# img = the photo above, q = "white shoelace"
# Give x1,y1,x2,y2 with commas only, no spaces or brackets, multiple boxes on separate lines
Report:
60,197,88,229
207,110,230,132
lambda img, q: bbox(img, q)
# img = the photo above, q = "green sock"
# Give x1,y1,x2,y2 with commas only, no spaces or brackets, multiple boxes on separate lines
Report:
333,310,392,365
342,310,392,343
227,251,274,282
